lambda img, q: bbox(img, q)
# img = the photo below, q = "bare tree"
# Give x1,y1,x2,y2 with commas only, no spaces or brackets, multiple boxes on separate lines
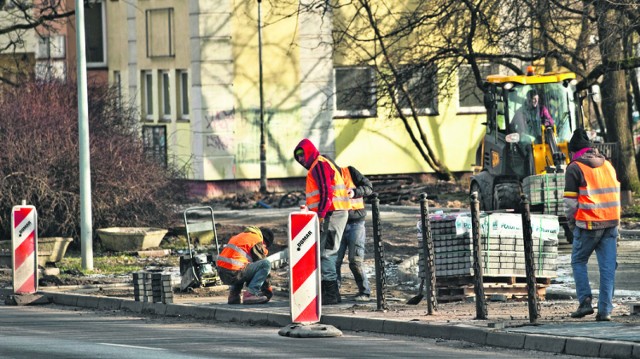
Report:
293,0,640,189
592,0,640,192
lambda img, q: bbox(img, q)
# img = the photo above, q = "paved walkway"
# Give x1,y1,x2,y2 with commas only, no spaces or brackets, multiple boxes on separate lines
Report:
13,287,638,359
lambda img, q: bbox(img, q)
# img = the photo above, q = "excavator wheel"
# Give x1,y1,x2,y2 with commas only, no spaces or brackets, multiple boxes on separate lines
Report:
492,182,521,211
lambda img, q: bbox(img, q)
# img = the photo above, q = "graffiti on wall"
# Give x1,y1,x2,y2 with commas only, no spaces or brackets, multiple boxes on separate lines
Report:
204,109,235,153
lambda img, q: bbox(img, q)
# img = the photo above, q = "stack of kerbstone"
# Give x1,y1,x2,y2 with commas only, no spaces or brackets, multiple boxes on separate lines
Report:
132,271,173,304
417,212,558,280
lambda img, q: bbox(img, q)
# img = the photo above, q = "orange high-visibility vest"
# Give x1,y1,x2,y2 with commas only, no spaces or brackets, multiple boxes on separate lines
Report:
574,161,620,226
216,232,268,271
341,167,364,210
305,156,350,212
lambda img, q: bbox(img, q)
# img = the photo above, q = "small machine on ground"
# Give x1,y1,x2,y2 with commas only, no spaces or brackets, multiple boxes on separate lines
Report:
180,206,221,291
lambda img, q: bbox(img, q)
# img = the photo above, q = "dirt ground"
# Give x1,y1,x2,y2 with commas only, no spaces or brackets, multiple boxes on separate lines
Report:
6,181,640,326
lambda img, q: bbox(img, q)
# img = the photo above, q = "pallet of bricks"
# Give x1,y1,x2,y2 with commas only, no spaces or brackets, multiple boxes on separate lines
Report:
132,271,174,304
417,211,558,302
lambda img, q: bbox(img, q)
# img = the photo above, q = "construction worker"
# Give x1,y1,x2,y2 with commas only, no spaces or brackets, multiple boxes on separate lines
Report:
216,226,274,305
510,88,554,144
336,165,373,301
564,128,620,321
293,138,350,304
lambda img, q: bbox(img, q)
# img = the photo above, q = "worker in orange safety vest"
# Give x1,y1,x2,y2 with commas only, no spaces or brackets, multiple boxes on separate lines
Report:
564,128,620,322
293,138,350,305
216,226,274,305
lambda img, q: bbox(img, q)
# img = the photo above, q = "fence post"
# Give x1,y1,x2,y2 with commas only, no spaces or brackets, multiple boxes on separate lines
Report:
521,195,540,323
370,193,388,310
470,191,487,319
419,193,437,314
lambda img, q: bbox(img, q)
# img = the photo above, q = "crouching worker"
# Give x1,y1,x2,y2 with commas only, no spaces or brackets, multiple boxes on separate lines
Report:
216,226,274,305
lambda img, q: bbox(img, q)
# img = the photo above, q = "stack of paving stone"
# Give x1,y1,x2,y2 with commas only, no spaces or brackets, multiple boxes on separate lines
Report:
152,273,174,304
417,212,558,280
133,271,174,304
523,173,566,216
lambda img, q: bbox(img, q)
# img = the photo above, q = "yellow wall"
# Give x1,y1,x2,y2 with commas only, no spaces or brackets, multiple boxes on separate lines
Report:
331,0,486,174
105,0,487,183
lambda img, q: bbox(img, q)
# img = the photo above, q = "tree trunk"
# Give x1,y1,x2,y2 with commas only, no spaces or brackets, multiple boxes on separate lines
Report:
595,1,640,193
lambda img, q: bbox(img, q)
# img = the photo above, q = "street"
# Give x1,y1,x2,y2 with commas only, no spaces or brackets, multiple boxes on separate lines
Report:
0,305,585,359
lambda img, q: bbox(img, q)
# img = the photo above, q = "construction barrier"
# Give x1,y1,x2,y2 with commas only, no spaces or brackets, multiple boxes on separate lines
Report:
287,208,321,324
12,204,38,294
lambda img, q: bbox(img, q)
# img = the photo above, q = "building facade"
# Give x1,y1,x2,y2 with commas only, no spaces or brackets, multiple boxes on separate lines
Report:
4,0,491,197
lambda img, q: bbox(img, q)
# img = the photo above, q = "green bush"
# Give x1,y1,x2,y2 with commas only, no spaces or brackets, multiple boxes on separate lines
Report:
0,80,186,247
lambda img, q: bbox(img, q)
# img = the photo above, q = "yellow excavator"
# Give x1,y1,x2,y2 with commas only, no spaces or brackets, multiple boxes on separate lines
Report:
470,67,617,243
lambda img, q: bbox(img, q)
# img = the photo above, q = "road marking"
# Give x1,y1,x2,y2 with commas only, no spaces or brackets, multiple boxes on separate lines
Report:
99,343,166,351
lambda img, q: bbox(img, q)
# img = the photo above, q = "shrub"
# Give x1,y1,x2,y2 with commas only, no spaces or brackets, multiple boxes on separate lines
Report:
0,80,186,246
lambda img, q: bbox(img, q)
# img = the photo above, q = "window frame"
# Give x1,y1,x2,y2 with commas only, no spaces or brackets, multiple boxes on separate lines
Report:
145,8,175,58
35,35,65,60
457,63,497,114
142,70,154,121
395,63,439,116
142,125,168,168
84,0,107,68
159,70,171,121
333,66,377,118
177,70,190,120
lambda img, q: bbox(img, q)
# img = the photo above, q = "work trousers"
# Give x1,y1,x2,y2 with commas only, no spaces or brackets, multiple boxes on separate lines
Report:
320,210,348,281
336,219,371,296
219,259,271,296
571,226,618,315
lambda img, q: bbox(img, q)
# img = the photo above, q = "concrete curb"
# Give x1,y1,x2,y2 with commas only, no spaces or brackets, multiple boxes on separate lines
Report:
37,291,640,358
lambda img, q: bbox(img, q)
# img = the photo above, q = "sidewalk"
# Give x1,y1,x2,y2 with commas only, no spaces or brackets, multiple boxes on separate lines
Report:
24,286,640,359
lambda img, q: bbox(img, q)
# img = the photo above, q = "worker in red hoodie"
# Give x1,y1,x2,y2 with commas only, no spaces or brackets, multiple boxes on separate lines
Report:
293,139,350,304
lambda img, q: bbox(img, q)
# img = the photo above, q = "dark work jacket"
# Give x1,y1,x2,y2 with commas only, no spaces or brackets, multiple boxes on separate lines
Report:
345,166,373,223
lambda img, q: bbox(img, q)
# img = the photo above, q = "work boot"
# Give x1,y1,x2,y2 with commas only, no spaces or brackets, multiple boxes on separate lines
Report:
570,296,594,318
595,313,612,322
321,280,341,305
227,289,241,305
334,281,342,304
242,291,269,305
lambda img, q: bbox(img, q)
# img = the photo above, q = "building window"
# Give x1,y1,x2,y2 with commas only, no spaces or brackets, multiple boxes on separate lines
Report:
142,71,153,120
458,64,496,113
142,125,167,167
34,62,66,81
396,63,438,115
177,70,189,120
334,66,376,118
160,70,171,120
145,8,175,58
35,35,65,59
84,0,107,67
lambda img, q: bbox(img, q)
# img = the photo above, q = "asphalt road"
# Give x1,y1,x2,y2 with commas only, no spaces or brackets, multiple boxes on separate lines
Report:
0,305,586,359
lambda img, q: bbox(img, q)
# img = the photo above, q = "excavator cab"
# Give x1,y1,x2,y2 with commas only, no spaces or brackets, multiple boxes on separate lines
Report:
471,69,578,212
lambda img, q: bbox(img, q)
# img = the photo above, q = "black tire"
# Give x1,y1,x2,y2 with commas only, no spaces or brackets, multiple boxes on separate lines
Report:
492,182,521,211
469,181,486,211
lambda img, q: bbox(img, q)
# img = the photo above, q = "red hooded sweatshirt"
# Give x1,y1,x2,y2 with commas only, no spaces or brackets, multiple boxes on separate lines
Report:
294,139,336,219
